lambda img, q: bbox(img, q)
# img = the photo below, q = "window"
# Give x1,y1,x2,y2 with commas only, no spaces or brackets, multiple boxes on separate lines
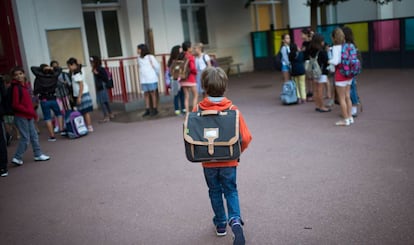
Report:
46,28,86,65
251,0,284,31
180,0,209,44
82,1,123,58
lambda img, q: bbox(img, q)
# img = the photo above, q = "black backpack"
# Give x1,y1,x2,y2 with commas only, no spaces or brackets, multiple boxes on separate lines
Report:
3,83,23,116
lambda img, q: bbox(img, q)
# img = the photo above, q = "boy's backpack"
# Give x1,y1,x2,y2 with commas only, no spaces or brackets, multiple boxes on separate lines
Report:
104,67,114,89
170,58,189,80
183,105,241,163
340,43,361,77
4,84,23,115
306,52,322,80
280,80,298,105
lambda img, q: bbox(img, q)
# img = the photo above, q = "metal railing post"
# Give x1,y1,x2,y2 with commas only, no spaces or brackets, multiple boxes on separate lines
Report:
119,60,128,103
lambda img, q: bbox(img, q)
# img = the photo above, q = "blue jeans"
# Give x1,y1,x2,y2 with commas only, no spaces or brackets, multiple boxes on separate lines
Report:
350,77,360,105
203,167,241,226
14,117,42,160
40,99,62,121
174,89,184,112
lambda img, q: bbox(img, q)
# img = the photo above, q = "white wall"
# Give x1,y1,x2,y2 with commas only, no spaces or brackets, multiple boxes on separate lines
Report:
206,0,253,72
149,0,184,54
335,0,377,23
392,0,414,18
124,0,184,56
288,0,310,28
13,0,96,107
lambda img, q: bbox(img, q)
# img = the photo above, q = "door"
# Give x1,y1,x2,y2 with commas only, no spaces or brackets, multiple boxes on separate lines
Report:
83,9,123,58
0,0,22,75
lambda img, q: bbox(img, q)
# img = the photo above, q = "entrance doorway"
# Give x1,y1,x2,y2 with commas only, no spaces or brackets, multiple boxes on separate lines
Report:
0,0,22,75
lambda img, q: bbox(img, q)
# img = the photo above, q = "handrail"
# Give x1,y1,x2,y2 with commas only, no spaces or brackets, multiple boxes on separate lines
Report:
102,53,171,103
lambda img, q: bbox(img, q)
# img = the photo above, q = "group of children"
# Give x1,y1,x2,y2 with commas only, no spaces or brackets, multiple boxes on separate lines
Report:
280,26,361,126
166,41,214,115
0,55,116,177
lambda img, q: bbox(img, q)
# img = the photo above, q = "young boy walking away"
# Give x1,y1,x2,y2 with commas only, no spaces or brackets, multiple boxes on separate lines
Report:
10,67,50,166
196,67,252,245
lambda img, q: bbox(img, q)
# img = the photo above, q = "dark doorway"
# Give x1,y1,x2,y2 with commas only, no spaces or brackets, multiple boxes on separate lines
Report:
0,0,22,75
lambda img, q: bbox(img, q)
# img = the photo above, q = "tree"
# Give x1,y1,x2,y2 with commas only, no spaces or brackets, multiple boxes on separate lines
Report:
305,0,402,32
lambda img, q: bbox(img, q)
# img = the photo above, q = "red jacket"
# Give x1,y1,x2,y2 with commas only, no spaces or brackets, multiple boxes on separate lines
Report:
182,52,197,83
11,80,37,120
195,97,252,168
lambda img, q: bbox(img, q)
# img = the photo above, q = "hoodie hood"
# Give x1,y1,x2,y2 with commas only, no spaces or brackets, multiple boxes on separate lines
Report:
198,97,233,111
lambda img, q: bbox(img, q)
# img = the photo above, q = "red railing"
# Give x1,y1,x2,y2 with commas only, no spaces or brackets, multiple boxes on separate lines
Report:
102,54,170,103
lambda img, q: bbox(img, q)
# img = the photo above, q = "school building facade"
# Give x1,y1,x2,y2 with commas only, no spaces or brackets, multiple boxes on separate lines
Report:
1,0,413,107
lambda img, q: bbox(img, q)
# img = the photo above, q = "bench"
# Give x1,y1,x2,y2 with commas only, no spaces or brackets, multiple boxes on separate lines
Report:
215,56,243,76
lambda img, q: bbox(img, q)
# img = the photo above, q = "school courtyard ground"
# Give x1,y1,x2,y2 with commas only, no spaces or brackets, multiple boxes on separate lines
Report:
0,69,413,245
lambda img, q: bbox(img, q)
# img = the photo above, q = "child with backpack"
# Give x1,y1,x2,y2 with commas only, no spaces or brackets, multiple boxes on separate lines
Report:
9,66,50,166
328,28,354,126
194,67,252,245
289,43,306,104
168,45,185,116
90,56,114,122
66,58,94,132
342,26,362,117
307,34,331,112
180,41,198,114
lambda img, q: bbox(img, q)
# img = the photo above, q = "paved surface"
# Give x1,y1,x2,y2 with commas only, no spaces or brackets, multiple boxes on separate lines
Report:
1,69,414,245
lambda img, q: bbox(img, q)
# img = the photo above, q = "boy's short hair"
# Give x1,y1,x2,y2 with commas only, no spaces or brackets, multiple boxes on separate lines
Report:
201,67,228,97
10,66,25,77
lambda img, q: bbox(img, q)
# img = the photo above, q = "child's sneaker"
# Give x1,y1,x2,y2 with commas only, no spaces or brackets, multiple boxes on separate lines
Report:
11,157,23,166
34,154,50,161
48,136,57,142
215,223,227,237
230,218,245,245
1,169,8,177
174,110,181,115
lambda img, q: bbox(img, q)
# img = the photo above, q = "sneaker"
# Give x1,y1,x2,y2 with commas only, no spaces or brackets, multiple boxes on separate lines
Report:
34,154,50,161
348,117,354,124
48,136,57,142
53,126,59,133
335,119,350,126
11,157,23,166
0,169,8,177
174,110,181,115
230,219,245,245
60,131,67,136
151,109,159,116
142,109,151,117
88,126,94,133
216,223,227,237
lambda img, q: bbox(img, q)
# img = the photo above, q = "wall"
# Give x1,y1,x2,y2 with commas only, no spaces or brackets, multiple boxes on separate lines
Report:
206,0,253,72
13,0,96,106
287,0,310,28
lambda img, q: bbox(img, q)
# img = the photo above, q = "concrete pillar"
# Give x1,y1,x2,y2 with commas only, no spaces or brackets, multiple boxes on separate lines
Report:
377,2,394,19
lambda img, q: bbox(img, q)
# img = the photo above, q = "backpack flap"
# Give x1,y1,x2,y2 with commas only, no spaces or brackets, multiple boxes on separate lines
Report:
183,109,241,162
